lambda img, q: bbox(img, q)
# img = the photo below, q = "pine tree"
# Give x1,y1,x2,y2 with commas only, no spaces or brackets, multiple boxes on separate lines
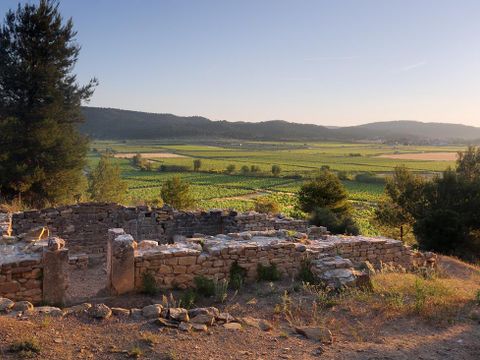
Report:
161,176,195,210
88,155,128,203
0,0,97,207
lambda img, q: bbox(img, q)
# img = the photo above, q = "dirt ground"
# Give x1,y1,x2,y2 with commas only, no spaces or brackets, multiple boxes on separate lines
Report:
65,263,108,304
1,256,479,359
378,152,457,161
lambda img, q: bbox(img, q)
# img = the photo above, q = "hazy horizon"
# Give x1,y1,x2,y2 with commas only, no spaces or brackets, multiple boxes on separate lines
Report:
3,0,480,127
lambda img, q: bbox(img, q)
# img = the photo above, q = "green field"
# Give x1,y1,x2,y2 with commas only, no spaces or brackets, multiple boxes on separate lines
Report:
89,139,463,234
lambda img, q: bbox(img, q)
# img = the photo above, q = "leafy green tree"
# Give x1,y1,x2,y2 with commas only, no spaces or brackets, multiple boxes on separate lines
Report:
456,146,480,181
413,168,480,258
161,176,195,210
0,0,97,207
88,155,128,203
298,170,350,214
226,164,236,174
374,166,423,243
193,159,202,172
379,158,480,260
271,165,281,177
132,153,143,167
132,153,152,171
250,165,261,173
240,165,250,175
383,166,425,218
298,170,357,234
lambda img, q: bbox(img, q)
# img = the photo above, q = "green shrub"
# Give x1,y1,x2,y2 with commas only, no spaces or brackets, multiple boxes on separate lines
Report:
225,164,236,174
214,279,229,303
194,276,216,297
476,289,480,305
128,346,143,358
158,164,190,172
229,261,247,290
354,172,385,184
337,171,350,180
250,165,261,173
257,263,281,281
311,207,359,235
9,338,41,357
141,272,159,296
179,289,197,309
297,259,315,284
254,197,280,214
271,164,281,176
240,165,250,175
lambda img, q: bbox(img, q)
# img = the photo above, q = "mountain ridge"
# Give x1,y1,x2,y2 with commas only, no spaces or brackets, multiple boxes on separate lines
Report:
80,106,480,143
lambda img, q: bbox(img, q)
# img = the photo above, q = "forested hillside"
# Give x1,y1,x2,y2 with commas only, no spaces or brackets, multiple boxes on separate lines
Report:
81,107,480,143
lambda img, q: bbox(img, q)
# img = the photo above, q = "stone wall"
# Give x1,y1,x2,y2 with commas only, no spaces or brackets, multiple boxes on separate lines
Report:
132,231,416,291
134,235,307,290
327,236,412,269
11,203,308,257
0,256,42,303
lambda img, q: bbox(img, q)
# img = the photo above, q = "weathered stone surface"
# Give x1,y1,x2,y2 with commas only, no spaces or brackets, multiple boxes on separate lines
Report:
12,301,33,312
216,312,235,323
188,307,220,318
179,322,192,331
138,240,158,250
142,304,163,319
130,308,143,319
107,234,136,295
168,308,189,322
63,303,91,315
34,306,63,317
47,237,65,251
191,323,208,332
88,304,112,319
0,298,14,312
111,307,130,316
19,226,49,242
240,317,272,331
154,317,179,328
190,313,215,326
223,322,242,330
295,326,333,344
42,245,69,305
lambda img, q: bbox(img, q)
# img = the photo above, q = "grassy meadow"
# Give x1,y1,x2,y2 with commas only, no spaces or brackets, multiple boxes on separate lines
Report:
89,139,463,235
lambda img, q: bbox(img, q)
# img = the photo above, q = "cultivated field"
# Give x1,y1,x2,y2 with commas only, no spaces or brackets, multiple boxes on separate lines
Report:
378,152,458,161
89,140,463,235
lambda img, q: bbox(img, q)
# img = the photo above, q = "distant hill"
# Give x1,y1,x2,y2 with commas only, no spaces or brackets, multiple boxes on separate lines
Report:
335,121,480,142
80,107,480,143
80,107,333,140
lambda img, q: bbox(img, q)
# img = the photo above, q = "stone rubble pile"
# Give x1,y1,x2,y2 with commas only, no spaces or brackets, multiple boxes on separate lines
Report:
0,297,254,333
310,255,358,288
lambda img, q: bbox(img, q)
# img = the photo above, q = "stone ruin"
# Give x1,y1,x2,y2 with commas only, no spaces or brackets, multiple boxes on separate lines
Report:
0,202,437,306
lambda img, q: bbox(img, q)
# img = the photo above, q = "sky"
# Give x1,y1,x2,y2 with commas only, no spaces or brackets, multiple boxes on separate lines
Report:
2,0,480,127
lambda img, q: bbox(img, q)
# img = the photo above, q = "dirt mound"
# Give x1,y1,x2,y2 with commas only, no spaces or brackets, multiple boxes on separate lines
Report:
438,256,480,279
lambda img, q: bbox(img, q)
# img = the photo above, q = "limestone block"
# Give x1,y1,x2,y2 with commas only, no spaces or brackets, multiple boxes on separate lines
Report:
43,247,69,306
107,234,136,295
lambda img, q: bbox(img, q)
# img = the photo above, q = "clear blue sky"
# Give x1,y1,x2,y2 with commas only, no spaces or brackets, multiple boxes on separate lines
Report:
2,0,480,126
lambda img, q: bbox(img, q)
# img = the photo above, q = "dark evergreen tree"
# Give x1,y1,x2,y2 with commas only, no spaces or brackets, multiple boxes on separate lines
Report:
0,0,97,207
298,170,358,234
